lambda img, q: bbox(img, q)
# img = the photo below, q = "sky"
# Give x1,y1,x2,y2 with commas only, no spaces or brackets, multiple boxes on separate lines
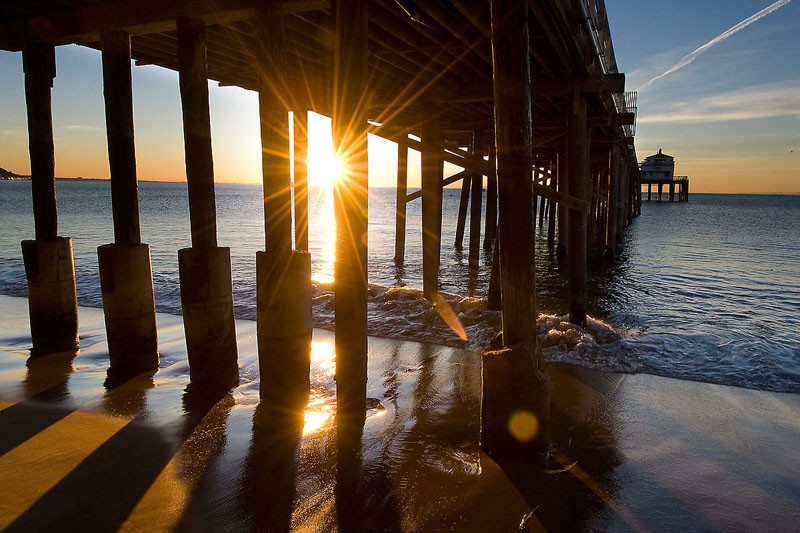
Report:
0,1,798,193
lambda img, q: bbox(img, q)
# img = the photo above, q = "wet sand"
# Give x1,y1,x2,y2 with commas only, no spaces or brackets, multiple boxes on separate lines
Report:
1,294,798,531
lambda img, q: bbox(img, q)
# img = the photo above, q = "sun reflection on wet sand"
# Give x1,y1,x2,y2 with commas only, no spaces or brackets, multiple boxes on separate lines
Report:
303,396,334,435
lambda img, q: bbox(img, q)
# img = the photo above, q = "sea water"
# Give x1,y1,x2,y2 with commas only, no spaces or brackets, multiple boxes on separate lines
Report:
1,180,798,392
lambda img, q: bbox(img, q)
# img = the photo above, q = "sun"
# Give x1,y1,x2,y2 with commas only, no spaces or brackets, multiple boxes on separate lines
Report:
308,151,346,188
304,112,346,188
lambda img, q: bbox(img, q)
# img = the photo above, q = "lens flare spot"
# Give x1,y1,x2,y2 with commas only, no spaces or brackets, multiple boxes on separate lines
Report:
508,410,539,442
431,292,468,341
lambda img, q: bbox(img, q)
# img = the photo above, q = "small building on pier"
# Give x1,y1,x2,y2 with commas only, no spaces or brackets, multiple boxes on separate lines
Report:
641,148,689,202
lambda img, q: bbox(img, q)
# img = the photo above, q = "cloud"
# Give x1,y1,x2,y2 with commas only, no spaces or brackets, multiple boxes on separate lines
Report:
638,0,793,91
637,82,800,124
61,124,104,132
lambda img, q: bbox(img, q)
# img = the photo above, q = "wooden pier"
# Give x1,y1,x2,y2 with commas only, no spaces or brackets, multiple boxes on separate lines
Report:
640,148,688,202
1,0,641,459
642,176,690,202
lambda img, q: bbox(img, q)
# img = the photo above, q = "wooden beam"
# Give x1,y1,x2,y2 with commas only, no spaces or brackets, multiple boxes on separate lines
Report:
533,182,589,213
2,0,329,50
406,169,469,202
404,136,495,177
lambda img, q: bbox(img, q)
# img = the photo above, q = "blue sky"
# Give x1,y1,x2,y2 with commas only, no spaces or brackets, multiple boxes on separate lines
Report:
1,1,798,192
607,0,800,192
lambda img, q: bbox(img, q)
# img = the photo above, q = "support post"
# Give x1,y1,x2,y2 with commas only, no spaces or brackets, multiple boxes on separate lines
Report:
538,184,547,226
556,151,568,256
469,170,482,267
547,166,557,246
606,145,620,256
483,143,498,250
294,110,309,251
333,0,369,415
618,163,629,234
98,30,158,376
177,17,238,391
421,102,443,299
21,41,79,356
254,8,312,405
484,0,549,458
454,174,471,249
393,139,408,264
566,90,588,327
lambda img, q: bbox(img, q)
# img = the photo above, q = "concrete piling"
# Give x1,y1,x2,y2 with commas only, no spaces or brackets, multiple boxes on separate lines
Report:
21,238,79,355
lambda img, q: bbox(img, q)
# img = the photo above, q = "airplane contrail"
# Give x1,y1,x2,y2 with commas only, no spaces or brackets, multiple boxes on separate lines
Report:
638,0,792,91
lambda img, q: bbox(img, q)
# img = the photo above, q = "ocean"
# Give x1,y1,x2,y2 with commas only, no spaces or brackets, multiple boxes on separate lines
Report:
1,179,798,393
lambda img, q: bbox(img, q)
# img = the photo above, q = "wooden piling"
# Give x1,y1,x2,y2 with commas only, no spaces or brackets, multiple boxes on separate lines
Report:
485,0,549,458
100,31,140,247
254,9,312,402
333,0,369,415
23,42,58,242
605,145,620,256
620,161,631,230
556,154,568,256
469,170,482,267
177,17,238,390
394,139,408,264
483,144,498,251
294,110,309,251
454,174,471,250
22,41,79,355
538,182,547,227
98,30,158,375
547,167,557,246
177,18,217,251
255,8,292,260
566,91,588,327
421,102,443,299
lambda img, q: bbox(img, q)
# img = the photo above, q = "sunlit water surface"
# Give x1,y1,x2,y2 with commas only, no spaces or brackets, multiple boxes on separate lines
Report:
1,181,798,392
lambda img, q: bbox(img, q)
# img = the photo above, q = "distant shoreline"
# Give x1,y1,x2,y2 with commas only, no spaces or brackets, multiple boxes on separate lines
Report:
1,175,798,195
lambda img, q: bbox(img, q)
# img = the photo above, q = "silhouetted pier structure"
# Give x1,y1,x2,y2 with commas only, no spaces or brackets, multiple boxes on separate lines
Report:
643,176,690,202
1,0,640,458
639,148,688,202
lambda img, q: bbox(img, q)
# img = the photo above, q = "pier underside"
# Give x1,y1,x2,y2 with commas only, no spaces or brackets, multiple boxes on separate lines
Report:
1,295,798,530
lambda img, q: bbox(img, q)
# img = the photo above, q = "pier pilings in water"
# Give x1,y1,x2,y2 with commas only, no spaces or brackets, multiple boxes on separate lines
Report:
21,41,79,356
176,18,238,391
484,0,549,457
98,30,158,376
333,0,370,416
5,0,643,462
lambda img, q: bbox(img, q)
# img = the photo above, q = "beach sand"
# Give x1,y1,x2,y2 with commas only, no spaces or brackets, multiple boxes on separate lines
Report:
1,294,798,531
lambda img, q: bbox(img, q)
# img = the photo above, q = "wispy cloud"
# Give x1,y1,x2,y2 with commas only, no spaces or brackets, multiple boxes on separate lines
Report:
62,124,104,132
638,0,793,91
638,82,800,124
